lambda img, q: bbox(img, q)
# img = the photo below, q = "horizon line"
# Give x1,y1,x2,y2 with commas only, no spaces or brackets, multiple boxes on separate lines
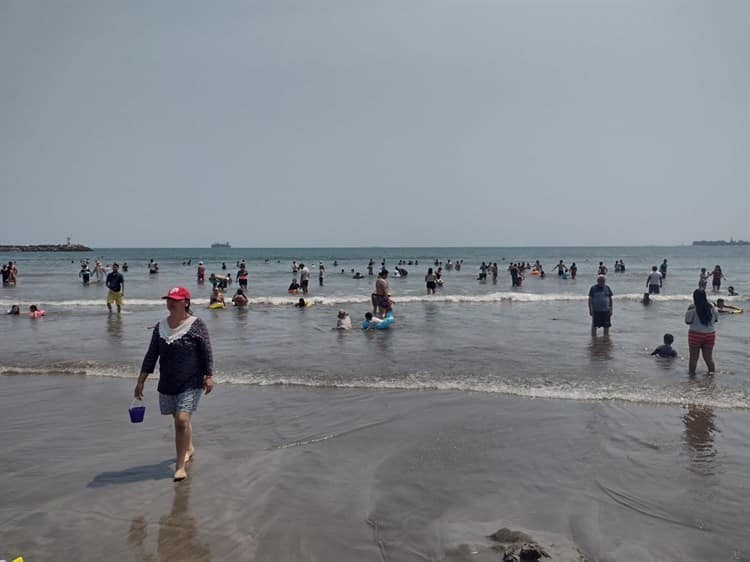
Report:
59,243,713,250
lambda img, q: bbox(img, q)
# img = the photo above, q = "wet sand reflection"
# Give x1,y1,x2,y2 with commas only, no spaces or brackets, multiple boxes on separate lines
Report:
128,480,211,562
682,404,717,476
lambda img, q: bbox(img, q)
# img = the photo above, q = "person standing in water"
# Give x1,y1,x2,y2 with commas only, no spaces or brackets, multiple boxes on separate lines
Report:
659,259,668,280
105,262,125,313
299,263,310,295
79,264,91,285
698,267,709,290
92,261,106,282
134,287,214,482
569,262,577,279
588,275,613,337
373,269,391,315
685,289,718,375
236,263,249,290
710,265,726,291
553,260,567,276
646,266,663,294
425,267,437,294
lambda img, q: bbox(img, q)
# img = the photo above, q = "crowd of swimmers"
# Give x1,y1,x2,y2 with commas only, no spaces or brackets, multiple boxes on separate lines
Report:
3,255,741,335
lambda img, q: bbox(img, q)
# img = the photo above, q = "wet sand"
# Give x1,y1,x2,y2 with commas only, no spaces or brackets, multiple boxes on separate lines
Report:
1,375,749,561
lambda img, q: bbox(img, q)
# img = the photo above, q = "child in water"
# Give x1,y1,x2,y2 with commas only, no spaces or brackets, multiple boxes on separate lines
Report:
715,298,742,314
363,312,382,327
29,304,46,318
6,304,20,315
651,333,677,358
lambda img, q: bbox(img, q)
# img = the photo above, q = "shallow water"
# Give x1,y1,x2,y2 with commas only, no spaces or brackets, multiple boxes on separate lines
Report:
1,245,748,409
1,246,749,560
1,377,748,561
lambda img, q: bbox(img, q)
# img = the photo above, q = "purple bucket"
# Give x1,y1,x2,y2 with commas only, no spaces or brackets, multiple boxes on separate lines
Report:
129,403,146,423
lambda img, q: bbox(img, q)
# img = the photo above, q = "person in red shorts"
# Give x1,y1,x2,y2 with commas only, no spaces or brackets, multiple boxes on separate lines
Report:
685,289,719,375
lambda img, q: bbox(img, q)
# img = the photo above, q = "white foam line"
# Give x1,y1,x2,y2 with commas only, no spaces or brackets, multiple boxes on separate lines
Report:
217,375,750,411
2,292,731,309
3,367,747,410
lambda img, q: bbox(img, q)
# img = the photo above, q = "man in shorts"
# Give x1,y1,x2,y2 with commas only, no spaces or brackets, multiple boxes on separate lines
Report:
372,269,391,316
106,262,125,313
588,275,613,337
646,266,662,294
299,263,310,295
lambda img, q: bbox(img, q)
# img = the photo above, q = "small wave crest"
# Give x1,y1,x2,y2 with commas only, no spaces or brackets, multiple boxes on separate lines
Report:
1,366,89,376
216,375,749,409
0,364,134,378
3,365,747,409
2,292,731,309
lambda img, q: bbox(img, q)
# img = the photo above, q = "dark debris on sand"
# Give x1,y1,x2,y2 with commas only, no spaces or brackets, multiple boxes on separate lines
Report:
489,528,551,561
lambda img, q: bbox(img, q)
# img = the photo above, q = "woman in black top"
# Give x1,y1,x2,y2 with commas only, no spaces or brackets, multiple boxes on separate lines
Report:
134,287,214,481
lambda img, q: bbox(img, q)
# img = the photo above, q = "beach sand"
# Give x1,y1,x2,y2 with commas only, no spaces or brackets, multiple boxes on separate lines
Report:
1,375,748,561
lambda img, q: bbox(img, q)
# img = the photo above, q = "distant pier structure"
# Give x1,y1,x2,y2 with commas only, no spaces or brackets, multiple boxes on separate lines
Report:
0,239,92,252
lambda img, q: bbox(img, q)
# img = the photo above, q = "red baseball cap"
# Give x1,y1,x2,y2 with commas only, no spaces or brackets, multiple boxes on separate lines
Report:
162,287,191,301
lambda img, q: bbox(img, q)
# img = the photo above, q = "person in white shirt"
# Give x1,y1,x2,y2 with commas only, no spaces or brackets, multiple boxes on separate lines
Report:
698,267,709,290
299,264,310,294
336,310,352,330
646,266,663,294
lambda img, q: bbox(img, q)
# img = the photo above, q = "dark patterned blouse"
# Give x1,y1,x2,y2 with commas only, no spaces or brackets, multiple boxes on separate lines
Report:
140,317,213,395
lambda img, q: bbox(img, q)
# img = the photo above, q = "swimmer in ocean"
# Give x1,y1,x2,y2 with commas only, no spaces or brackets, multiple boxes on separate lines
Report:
715,298,742,314
210,287,225,306
232,288,248,307
651,333,677,357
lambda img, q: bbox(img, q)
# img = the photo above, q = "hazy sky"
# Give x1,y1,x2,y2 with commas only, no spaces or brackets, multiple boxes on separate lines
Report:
1,0,748,247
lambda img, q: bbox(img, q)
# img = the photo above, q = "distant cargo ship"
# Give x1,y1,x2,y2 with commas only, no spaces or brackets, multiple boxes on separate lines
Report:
211,242,231,248
692,239,748,246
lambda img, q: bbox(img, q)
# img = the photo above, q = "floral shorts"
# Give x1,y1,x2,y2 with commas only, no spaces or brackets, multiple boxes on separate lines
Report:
159,389,202,415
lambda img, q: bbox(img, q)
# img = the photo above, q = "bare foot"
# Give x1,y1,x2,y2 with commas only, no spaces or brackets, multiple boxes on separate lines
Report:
185,447,195,465
174,467,188,482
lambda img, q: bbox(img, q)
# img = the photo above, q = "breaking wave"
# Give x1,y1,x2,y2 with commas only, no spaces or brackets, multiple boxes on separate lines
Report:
2,292,742,309
3,365,747,410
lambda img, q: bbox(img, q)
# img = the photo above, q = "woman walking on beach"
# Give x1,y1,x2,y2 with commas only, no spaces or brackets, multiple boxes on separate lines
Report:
134,287,214,481
685,289,718,375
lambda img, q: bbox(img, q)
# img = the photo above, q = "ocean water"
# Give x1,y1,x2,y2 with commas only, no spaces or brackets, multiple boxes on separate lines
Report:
1,245,748,410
